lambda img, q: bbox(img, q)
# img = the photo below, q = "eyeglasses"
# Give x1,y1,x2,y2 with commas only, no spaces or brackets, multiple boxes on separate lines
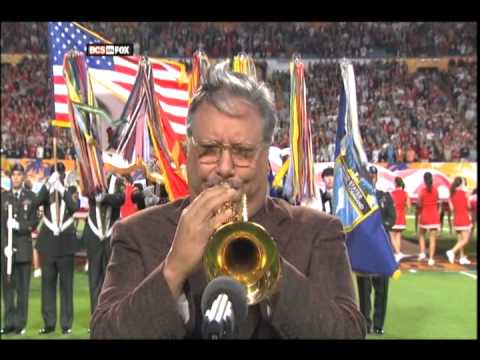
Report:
189,137,266,167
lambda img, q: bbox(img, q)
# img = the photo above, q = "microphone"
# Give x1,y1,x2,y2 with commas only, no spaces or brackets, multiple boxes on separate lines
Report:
201,276,248,339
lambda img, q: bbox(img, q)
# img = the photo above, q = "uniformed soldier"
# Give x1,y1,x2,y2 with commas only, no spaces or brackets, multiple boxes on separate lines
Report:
34,162,80,335
1,163,38,335
82,173,125,319
356,165,396,335
320,167,334,215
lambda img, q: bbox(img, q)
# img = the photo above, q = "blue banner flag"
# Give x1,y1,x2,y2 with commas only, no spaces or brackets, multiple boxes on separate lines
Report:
333,61,398,276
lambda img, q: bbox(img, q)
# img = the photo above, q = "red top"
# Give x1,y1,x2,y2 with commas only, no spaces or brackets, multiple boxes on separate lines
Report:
451,189,471,227
419,186,440,226
391,188,408,226
120,183,138,219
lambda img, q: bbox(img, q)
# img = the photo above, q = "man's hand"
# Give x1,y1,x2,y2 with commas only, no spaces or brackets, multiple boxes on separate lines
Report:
7,218,20,231
163,185,242,299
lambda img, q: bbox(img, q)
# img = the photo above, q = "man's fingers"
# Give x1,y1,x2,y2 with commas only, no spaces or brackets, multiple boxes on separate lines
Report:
188,186,242,222
209,208,235,232
189,185,231,207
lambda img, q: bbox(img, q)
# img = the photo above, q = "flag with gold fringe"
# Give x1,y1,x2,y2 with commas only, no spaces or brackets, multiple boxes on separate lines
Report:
283,56,316,204
63,50,108,198
232,52,257,80
188,50,210,103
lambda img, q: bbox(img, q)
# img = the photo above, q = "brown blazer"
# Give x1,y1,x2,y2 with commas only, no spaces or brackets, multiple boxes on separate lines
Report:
91,196,366,339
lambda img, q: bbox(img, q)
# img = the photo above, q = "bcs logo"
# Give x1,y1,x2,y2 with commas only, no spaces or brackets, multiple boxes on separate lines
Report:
87,44,133,56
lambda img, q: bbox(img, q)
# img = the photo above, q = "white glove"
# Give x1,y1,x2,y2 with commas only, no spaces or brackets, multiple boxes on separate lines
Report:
95,192,107,203
7,218,20,231
4,246,16,258
53,229,60,236
143,185,155,197
143,186,159,207
145,194,159,208
55,181,65,196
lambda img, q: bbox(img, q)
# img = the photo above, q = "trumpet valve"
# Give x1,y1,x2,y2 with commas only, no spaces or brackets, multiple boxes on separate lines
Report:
218,202,241,224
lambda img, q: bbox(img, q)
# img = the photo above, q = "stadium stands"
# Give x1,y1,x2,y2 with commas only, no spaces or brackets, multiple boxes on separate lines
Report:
1,22,477,163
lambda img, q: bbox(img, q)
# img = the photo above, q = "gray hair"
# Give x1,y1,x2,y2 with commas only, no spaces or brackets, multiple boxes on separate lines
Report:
186,61,277,144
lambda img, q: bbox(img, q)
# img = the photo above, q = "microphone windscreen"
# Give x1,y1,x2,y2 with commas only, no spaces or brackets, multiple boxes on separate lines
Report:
201,276,248,323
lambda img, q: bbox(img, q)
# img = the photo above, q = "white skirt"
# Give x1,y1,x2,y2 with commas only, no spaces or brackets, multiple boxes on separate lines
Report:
419,224,440,230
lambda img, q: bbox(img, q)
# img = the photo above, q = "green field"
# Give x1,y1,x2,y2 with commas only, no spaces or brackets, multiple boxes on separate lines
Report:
368,271,477,339
1,270,91,340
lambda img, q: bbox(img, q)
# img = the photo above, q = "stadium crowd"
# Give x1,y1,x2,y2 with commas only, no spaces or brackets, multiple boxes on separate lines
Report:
2,22,476,58
1,57,75,160
1,22,477,163
272,58,477,162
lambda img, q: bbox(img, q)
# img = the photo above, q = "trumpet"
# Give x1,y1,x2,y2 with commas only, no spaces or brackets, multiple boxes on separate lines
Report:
203,191,281,305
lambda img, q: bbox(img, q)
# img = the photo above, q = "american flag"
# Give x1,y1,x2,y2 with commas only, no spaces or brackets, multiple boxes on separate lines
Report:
48,22,189,139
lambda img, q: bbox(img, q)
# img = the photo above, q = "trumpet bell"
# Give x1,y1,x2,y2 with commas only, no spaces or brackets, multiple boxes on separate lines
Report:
204,220,281,305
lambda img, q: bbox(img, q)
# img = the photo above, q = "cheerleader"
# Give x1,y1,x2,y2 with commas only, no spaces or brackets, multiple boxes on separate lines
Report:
417,172,440,266
445,177,472,265
390,177,410,262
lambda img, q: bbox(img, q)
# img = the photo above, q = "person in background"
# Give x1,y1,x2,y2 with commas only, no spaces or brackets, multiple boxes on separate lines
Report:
390,177,410,262
356,166,396,335
34,162,80,335
417,172,440,266
131,182,146,210
82,173,125,319
445,177,472,265
319,167,334,215
439,198,453,234
120,175,138,219
23,177,43,277
32,206,44,278
1,163,38,335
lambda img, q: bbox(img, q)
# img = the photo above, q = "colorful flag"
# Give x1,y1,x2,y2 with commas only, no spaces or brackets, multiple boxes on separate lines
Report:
188,50,210,103
232,52,257,79
283,56,316,204
108,57,189,201
333,60,398,276
63,50,107,198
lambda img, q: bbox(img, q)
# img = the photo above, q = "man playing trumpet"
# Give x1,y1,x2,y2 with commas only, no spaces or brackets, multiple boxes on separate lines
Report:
91,62,366,339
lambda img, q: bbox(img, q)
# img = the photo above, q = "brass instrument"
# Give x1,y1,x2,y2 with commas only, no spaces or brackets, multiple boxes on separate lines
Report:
204,192,281,305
